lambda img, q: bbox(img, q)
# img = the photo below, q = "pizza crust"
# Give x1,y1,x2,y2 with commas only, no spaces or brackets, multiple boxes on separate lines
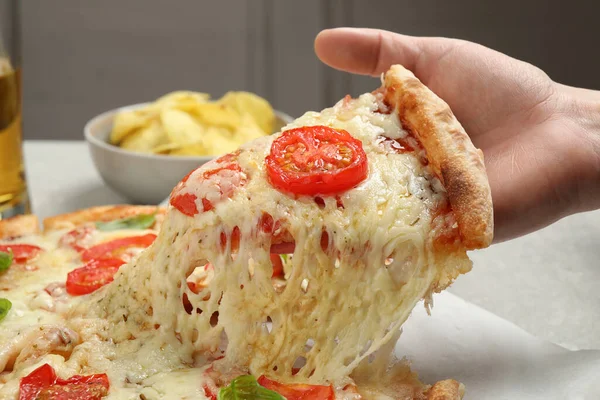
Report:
42,205,166,232
384,65,493,249
0,205,166,240
0,214,39,239
426,379,465,400
0,198,468,400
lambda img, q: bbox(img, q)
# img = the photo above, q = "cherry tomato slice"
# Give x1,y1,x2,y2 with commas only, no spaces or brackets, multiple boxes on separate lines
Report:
59,226,95,252
266,125,368,196
258,213,295,255
66,258,125,295
38,374,110,400
0,244,42,263
36,381,108,400
81,234,156,262
186,263,214,293
215,150,240,164
19,363,56,400
270,254,284,278
257,376,334,400
170,162,246,217
169,169,198,216
203,385,217,400
19,363,109,400
170,193,199,217
270,243,295,254
218,214,296,256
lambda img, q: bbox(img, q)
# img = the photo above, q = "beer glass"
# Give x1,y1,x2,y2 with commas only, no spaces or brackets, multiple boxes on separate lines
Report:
0,0,29,219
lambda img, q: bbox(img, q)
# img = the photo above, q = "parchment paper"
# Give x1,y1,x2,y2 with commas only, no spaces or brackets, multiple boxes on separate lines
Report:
396,292,600,399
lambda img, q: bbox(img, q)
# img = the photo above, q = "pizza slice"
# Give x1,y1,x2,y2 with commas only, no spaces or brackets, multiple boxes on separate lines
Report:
0,65,492,400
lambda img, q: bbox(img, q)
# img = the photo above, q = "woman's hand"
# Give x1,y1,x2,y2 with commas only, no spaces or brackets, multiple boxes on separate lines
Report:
315,28,600,242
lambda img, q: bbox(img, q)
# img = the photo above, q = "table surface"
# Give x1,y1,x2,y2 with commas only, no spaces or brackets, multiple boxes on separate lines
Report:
23,140,600,351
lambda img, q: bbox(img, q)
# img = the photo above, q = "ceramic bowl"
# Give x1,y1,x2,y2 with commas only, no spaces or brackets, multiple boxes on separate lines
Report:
84,103,292,204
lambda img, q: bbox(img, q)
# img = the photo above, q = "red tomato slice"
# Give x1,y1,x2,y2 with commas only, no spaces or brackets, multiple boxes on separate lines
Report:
186,263,214,293
203,385,217,400
81,234,156,262
19,363,56,400
270,243,295,254
45,373,109,400
19,363,109,400
170,154,246,217
187,280,199,294
266,125,368,196
66,258,125,295
59,226,95,252
215,150,240,164
170,193,199,216
258,376,334,400
37,382,108,400
270,254,284,278
219,226,241,252
0,244,42,263
218,213,296,256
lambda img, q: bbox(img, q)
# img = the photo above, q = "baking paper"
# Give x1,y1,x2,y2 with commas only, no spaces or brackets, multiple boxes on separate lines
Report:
396,292,600,399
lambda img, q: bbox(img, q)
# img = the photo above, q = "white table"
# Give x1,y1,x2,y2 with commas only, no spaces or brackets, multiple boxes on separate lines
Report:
23,140,600,351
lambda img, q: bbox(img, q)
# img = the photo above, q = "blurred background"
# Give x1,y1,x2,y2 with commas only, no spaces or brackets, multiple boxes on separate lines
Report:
3,0,599,354
22,0,600,140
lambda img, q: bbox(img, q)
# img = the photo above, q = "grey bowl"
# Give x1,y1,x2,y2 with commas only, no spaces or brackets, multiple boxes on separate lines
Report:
84,103,292,204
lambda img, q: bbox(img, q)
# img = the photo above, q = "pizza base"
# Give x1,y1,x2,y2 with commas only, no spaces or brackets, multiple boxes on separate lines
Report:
0,64,490,400
0,205,166,239
384,65,493,249
0,214,40,238
41,205,166,231
0,207,465,400
427,379,464,400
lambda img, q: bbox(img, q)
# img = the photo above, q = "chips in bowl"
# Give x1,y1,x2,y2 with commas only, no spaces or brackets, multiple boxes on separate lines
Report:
109,91,276,156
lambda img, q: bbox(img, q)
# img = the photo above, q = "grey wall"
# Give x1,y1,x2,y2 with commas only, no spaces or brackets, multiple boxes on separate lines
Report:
20,0,600,140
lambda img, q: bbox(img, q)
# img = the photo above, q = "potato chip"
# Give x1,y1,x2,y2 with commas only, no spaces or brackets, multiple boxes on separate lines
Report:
233,114,268,143
109,89,278,157
169,142,207,156
110,110,154,145
160,108,205,145
153,91,210,107
219,91,276,134
190,103,241,131
204,127,243,155
119,121,168,153
152,143,182,154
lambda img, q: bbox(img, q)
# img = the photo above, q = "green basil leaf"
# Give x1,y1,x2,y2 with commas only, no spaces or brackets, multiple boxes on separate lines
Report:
218,375,284,400
0,250,13,272
0,298,12,321
96,213,156,231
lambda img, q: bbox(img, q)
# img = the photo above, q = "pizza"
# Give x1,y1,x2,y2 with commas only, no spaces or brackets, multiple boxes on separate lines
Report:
0,65,492,400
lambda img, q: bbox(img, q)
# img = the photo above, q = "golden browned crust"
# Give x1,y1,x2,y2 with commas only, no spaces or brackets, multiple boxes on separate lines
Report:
0,206,166,241
384,65,493,249
426,379,465,400
0,214,40,239
42,205,166,232
356,376,464,400
353,358,464,400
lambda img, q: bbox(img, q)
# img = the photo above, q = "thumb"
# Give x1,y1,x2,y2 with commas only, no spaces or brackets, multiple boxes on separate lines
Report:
314,28,456,79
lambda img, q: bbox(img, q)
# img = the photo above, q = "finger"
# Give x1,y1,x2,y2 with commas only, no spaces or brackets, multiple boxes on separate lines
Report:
315,28,432,77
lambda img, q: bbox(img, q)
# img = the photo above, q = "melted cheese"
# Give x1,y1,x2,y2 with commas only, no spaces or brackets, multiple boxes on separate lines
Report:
0,92,472,399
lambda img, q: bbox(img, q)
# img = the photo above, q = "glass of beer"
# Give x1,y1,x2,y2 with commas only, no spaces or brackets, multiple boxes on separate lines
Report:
0,0,29,219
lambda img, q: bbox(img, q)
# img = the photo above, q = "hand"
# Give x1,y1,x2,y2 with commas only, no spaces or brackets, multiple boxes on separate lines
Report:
315,28,600,242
